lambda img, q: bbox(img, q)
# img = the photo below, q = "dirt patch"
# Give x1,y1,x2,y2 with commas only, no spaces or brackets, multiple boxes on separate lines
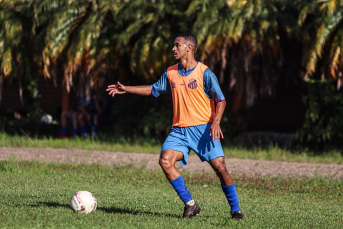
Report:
1,147,343,179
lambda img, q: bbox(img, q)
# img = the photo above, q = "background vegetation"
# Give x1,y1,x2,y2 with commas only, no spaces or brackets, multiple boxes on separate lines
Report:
2,0,343,148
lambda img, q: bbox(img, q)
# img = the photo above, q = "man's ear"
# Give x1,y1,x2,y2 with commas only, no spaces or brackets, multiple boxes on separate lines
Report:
187,44,193,52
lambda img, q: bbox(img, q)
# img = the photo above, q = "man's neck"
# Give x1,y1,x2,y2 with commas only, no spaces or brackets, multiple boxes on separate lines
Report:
179,58,198,72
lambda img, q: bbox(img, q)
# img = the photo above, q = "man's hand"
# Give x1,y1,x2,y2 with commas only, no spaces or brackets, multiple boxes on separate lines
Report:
210,100,226,142
210,122,224,142
106,81,127,96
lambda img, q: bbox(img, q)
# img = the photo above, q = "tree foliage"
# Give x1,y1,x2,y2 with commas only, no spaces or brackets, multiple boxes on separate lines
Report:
296,79,343,145
1,0,343,107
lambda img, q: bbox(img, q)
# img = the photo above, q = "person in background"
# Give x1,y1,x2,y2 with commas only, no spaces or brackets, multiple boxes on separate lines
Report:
60,85,78,139
78,90,107,138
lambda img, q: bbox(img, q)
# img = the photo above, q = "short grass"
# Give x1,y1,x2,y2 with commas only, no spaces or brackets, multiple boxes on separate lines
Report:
1,132,343,164
0,160,342,228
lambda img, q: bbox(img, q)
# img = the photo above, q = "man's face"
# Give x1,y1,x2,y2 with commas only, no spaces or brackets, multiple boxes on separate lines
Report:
172,37,188,61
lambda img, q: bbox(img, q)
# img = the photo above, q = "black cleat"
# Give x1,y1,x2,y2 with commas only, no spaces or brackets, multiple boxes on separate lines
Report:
182,203,201,218
231,210,244,220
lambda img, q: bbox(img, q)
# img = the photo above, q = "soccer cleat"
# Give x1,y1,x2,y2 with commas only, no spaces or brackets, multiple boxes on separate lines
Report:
60,135,67,139
182,203,201,218
231,210,244,220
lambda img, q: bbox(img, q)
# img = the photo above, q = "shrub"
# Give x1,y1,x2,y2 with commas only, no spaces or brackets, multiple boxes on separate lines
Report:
296,79,343,146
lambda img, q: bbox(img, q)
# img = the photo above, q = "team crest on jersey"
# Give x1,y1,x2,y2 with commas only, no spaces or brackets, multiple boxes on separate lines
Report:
171,81,176,88
188,78,197,89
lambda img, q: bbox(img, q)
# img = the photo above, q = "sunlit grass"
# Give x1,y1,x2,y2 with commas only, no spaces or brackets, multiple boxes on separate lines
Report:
0,160,342,228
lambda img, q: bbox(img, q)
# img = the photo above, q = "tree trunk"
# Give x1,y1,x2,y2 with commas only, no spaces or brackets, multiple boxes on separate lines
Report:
0,73,2,104
62,64,70,113
19,77,23,106
219,43,227,85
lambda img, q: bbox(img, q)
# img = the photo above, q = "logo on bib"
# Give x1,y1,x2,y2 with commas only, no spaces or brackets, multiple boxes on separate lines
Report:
188,78,197,89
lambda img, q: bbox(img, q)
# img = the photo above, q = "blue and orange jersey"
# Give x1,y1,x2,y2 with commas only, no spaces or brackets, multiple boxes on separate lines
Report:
151,62,225,127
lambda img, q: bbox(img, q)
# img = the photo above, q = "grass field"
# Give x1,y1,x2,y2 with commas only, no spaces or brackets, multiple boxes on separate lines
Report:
1,132,343,164
1,159,343,228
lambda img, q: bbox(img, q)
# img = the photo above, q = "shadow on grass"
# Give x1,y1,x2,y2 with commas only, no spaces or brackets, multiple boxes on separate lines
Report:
26,202,71,209
97,206,179,218
25,202,180,218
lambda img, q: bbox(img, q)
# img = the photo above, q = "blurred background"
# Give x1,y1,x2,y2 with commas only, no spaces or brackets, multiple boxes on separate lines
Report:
1,0,343,150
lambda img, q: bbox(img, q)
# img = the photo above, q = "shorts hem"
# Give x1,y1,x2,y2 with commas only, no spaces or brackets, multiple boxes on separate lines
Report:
199,154,225,162
161,147,188,166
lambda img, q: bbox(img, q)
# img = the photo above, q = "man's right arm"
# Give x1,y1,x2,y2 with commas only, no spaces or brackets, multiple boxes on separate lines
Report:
107,70,170,97
106,82,152,97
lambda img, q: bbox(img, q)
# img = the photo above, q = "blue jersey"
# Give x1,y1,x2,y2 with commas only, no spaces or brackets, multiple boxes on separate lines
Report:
151,62,225,102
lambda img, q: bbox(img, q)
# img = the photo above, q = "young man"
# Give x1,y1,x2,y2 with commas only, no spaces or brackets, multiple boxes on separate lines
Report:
60,85,78,139
107,33,243,220
78,90,105,138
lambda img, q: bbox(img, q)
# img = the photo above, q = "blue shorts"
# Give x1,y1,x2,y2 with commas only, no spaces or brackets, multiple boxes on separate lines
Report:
161,123,225,165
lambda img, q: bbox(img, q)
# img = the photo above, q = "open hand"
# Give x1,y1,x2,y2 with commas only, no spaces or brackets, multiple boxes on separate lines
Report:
210,122,224,142
106,81,127,96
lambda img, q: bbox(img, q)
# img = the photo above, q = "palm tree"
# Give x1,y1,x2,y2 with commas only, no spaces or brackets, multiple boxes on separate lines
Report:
299,0,343,86
0,0,33,104
187,0,286,108
110,0,188,82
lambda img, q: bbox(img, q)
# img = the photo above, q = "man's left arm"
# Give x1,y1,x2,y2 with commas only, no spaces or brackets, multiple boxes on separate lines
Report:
210,100,226,142
203,68,226,142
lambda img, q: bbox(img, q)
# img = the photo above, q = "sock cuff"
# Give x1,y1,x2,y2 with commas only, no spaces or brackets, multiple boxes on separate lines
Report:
170,176,184,187
62,126,67,135
222,183,236,192
93,124,99,133
81,125,87,133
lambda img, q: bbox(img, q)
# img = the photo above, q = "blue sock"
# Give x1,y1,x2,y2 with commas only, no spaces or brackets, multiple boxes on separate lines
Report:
93,124,98,134
62,127,67,135
72,128,78,136
81,125,88,137
170,176,193,204
222,183,240,213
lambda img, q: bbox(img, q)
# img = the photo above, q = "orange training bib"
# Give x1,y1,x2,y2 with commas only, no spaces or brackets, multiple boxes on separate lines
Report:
167,62,215,127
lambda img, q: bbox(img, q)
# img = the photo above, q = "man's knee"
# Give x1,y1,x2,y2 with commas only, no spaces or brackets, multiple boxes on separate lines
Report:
78,113,84,121
61,111,68,119
93,114,99,123
72,112,78,119
216,163,229,175
159,156,172,170
211,158,229,174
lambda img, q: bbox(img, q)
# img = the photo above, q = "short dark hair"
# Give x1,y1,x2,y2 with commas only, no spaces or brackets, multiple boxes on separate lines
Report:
176,33,198,51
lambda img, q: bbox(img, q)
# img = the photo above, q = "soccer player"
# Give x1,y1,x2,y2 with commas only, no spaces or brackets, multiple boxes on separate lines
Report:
78,90,106,138
60,86,78,139
106,33,243,220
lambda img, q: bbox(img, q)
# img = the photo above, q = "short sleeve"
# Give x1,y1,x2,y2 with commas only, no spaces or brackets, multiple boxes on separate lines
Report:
203,69,225,102
151,70,171,97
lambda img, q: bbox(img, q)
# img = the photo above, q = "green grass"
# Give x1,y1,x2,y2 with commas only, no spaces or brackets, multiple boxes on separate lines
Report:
0,160,342,228
1,132,343,164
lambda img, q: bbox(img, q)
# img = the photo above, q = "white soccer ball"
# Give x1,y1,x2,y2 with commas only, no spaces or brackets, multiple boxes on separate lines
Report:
70,191,97,214
40,114,53,124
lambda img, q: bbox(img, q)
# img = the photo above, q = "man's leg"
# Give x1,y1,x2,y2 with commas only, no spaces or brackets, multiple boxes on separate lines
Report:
78,113,88,138
159,149,200,218
92,114,99,137
71,111,78,137
208,157,244,220
60,111,70,139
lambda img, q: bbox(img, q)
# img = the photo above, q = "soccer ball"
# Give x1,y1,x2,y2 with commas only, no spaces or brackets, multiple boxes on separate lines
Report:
40,114,53,124
70,191,97,214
